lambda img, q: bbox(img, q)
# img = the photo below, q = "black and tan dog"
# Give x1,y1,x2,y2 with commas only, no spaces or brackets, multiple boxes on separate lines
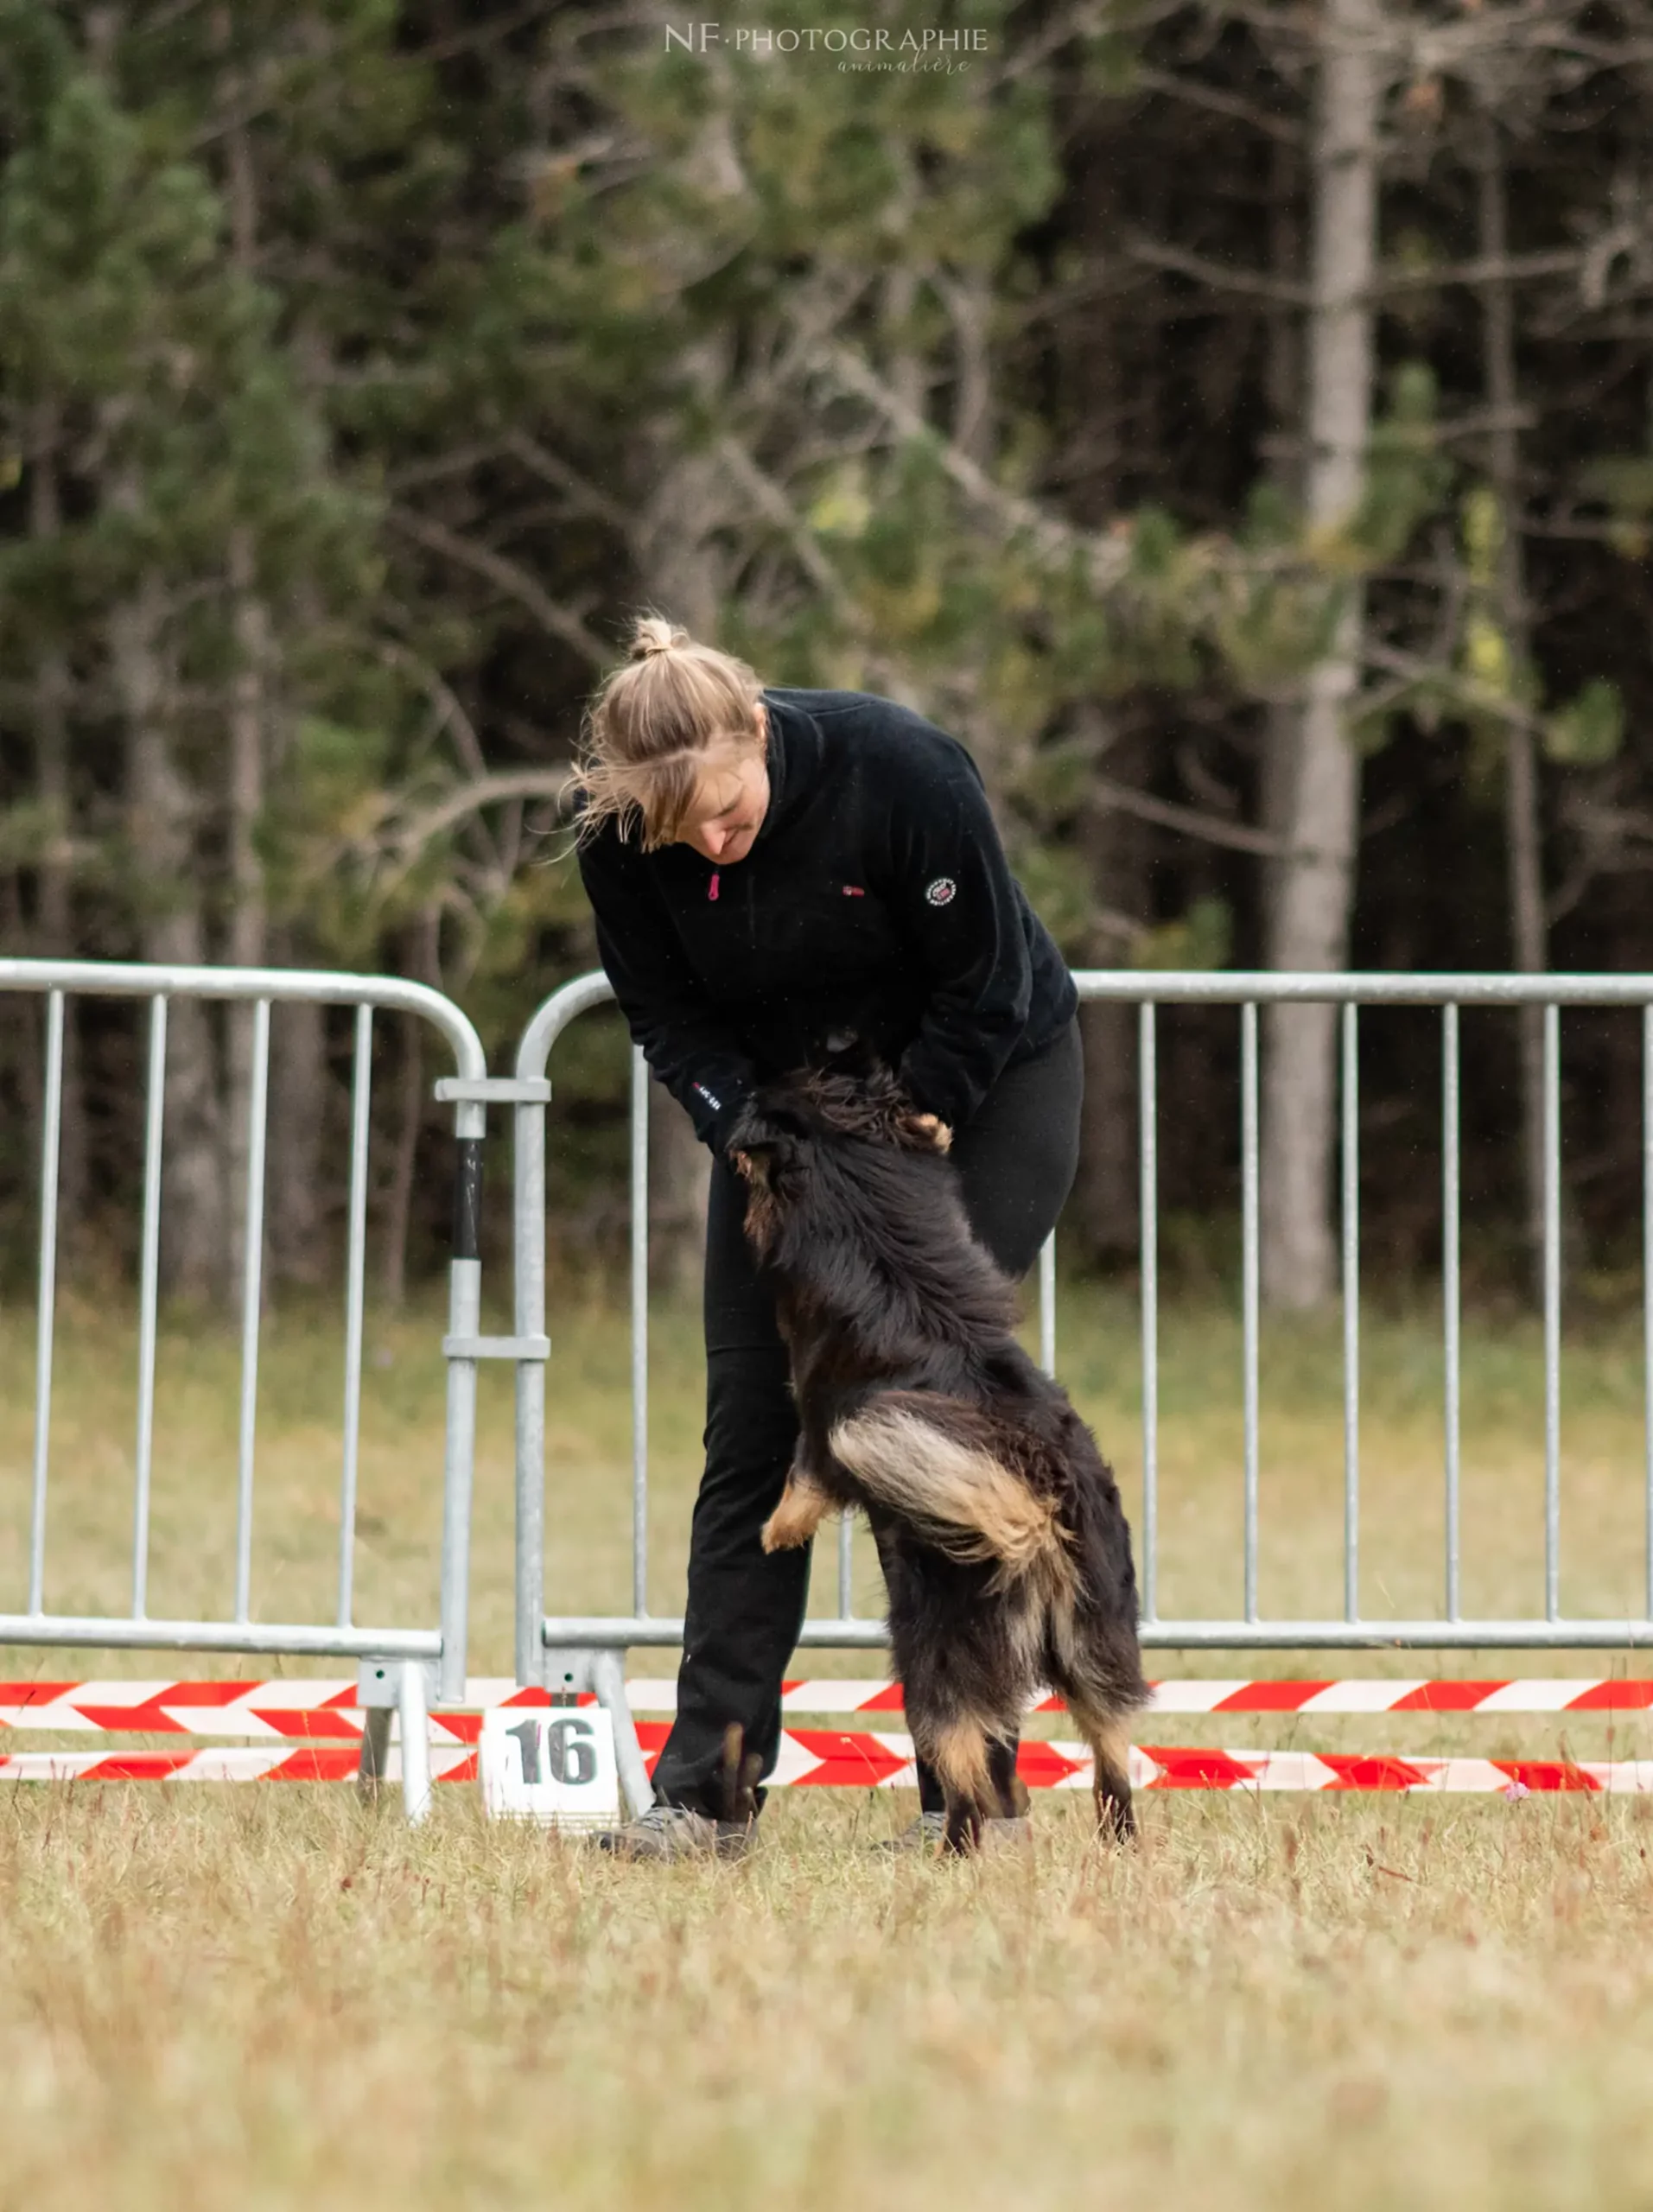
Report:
728,1067,1148,1853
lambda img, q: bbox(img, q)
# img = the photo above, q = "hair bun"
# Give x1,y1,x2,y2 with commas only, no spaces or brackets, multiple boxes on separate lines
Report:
629,615,691,662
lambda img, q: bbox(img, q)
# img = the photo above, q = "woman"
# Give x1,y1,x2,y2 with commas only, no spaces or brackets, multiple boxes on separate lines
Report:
573,614,1082,1859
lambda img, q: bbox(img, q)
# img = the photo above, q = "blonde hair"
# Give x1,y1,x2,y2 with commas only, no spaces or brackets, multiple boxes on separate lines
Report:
571,613,766,849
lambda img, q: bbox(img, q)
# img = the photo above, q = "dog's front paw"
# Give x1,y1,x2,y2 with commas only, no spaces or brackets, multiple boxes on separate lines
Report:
761,1475,829,1552
904,1112,952,1154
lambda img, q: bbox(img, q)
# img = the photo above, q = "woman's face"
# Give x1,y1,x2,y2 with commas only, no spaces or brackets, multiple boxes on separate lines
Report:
676,708,770,864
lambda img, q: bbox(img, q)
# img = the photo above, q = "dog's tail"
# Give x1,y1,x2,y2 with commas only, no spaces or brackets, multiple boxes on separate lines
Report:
827,1393,1071,1590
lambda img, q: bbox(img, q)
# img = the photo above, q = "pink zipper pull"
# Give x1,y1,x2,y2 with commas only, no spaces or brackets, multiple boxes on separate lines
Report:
708,870,721,901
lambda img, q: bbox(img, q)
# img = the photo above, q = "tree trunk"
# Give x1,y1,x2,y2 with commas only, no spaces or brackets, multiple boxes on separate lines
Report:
225,525,270,1290
114,566,227,1300
1071,716,1151,1262
29,401,88,1248
626,333,739,1281
381,1012,423,1308
381,911,441,1306
221,79,272,1292
1261,0,1382,1310
648,1080,712,1300
636,337,736,644
267,966,327,1291
1074,1000,1139,1263
1260,136,1305,955
258,581,325,1292
1476,115,1547,1293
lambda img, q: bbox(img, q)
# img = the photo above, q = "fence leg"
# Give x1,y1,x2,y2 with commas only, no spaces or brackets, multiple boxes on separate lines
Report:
356,1656,400,1802
398,1659,433,1826
356,1707,392,1801
589,1649,653,1820
545,1645,652,1819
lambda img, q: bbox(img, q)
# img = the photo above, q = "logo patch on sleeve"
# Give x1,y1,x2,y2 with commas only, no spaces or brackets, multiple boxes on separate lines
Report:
924,876,957,908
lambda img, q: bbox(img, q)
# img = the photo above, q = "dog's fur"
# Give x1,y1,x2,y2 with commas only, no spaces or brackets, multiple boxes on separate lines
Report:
728,1066,1148,1853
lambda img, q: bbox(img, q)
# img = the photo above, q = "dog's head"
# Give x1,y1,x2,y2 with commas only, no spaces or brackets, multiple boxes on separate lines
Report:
726,1064,950,1257
724,1096,811,1257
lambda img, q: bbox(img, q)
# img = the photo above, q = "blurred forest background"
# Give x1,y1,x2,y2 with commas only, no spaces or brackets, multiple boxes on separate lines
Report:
3,0,1653,1313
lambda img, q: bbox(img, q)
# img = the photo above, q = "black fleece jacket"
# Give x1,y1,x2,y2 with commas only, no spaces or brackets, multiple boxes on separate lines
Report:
575,687,1078,1154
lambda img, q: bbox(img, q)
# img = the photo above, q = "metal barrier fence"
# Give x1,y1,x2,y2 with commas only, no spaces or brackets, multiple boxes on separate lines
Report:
512,970,1653,1807
10,963,1650,1822
0,959,499,1820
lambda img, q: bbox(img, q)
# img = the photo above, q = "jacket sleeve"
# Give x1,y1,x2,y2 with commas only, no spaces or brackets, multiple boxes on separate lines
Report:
577,833,758,1154
887,739,1034,1131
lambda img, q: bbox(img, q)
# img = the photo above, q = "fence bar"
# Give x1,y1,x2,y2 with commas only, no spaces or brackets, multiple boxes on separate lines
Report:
1140,1003,1159,1624
0,959,488,1064
232,1000,271,1624
518,968,1653,1672
0,956,486,1783
0,1614,441,1657
630,1046,650,1619
1038,1232,1056,1376
513,970,613,1688
337,1005,372,1627
131,997,167,1618
1341,1003,1359,1623
515,1083,549,1687
1645,1008,1653,1624
1241,1001,1260,1624
537,1611,1653,1651
27,992,65,1616
1072,971,1653,1007
439,1192,482,1707
1543,1003,1561,1622
1443,1006,1461,1622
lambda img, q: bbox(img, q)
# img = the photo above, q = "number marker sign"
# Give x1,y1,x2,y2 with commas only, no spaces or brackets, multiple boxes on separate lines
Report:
479,1704,620,1828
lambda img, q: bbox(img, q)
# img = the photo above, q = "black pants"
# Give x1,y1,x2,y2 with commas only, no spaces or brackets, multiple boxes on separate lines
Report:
650,1017,1084,1818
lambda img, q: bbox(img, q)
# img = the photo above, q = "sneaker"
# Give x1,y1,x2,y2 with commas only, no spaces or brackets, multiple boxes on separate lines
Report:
592,1803,755,1862
871,1810,1033,1855
871,1810,948,1853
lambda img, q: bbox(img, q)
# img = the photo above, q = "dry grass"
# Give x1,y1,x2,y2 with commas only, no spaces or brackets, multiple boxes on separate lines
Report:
3,1787,1653,2211
4,1281,1653,2208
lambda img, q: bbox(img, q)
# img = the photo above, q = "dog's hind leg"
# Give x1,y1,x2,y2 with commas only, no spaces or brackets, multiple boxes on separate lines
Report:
931,1719,996,1856
905,1704,998,1854
1068,1700,1136,1844
760,1465,832,1554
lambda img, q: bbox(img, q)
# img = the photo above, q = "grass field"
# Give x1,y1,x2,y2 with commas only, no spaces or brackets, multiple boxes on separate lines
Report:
4,1279,1653,2209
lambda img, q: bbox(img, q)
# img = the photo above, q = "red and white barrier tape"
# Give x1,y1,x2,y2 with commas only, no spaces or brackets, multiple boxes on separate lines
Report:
0,1747,478,1784
0,1678,550,1743
3,1730,1650,1794
661,1727,1653,1795
641,1676,1653,1716
4,1676,1650,1740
